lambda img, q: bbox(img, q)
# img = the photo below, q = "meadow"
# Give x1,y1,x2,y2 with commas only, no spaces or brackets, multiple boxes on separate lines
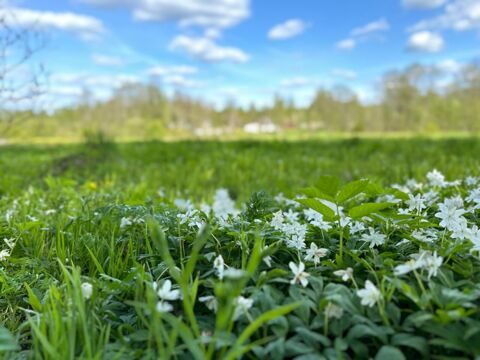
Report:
1,137,480,359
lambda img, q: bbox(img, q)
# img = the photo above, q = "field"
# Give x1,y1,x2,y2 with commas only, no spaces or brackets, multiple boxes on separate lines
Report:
1,137,480,359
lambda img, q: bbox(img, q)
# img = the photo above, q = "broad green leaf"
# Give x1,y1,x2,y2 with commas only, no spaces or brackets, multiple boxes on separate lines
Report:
336,179,369,203
374,346,406,360
391,333,429,357
348,202,393,219
296,198,337,221
347,324,389,344
315,176,341,198
0,327,18,352
299,187,335,202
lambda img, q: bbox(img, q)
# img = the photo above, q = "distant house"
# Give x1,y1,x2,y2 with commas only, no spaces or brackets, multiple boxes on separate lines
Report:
243,119,277,134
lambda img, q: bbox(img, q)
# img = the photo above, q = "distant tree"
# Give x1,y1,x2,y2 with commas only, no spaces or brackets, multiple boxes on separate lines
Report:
0,6,47,135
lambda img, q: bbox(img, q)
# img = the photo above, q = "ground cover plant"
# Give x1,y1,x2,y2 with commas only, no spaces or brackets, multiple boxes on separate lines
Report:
1,139,480,359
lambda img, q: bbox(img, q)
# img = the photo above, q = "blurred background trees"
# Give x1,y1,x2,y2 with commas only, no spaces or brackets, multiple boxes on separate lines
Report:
4,60,480,139
0,7,46,136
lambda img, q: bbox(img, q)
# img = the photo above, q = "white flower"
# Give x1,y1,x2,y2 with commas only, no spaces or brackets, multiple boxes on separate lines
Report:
213,255,225,280
157,280,181,301
426,169,447,188
120,217,132,229
357,280,381,307
325,302,344,319
262,248,273,267
379,194,402,204
361,228,386,248
81,282,93,300
233,296,253,320
174,198,194,211
334,267,353,282
435,200,466,231
349,221,366,235
304,243,329,265
423,190,439,206
289,261,310,287
467,225,480,244
284,209,299,223
304,209,332,231
223,268,245,279
469,227,480,253
199,295,218,312
0,249,11,261
407,250,443,279
416,251,443,279
270,211,285,230
466,188,480,208
406,179,423,191
156,301,173,313
465,176,478,186
406,193,426,213
394,259,420,276
3,238,15,249
5,209,15,223
411,229,438,243
212,189,238,221
178,209,205,228
285,232,306,250
450,217,470,240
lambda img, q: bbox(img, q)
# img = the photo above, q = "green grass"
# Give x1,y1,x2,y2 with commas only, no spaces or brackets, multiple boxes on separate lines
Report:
1,137,480,199
1,138,480,359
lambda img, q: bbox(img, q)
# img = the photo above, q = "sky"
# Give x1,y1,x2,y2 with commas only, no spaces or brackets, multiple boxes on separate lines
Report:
1,0,480,110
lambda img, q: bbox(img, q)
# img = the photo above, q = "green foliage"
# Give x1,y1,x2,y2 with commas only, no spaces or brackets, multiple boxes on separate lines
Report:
0,140,479,359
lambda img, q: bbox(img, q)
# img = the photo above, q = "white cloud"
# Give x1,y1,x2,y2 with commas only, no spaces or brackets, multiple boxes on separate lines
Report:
80,0,250,30
162,75,201,88
268,19,307,40
336,38,356,50
50,85,84,97
332,69,358,80
336,18,389,51
169,35,249,63
0,7,105,40
409,0,480,32
92,54,124,66
407,31,445,52
280,77,313,88
52,73,139,89
402,0,447,9
148,65,198,77
148,65,200,88
436,59,462,72
351,18,390,37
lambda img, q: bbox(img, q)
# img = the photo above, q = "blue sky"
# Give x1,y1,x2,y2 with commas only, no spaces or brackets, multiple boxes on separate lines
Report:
3,0,480,109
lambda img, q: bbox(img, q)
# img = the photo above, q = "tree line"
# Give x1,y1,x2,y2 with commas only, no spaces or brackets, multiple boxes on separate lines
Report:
3,60,480,139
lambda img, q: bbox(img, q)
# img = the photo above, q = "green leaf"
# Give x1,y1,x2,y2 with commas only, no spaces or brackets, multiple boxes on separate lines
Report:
374,346,406,360
24,283,42,312
296,198,337,221
348,202,393,219
347,324,389,344
391,333,429,357
0,327,18,352
336,179,369,203
224,302,301,360
161,313,204,360
299,187,334,202
315,176,341,198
